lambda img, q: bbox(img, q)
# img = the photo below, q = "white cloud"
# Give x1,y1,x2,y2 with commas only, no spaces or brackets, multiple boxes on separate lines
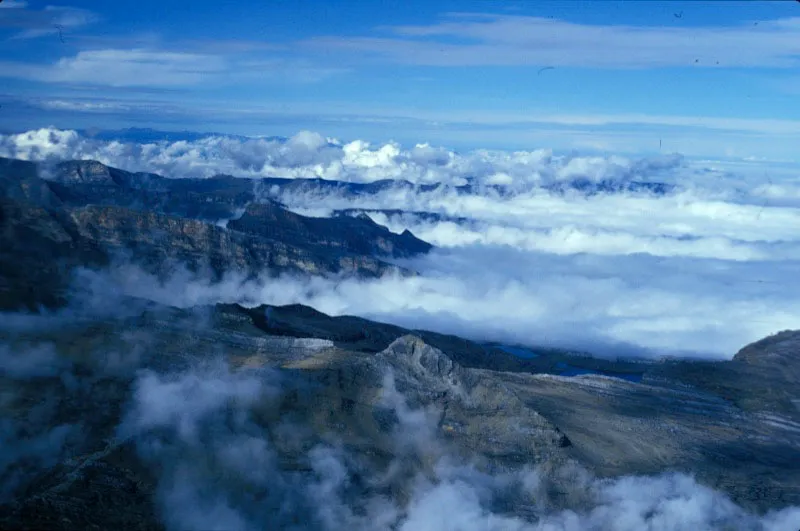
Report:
235,57,349,83
11,96,800,158
0,46,342,88
0,127,682,183
0,49,227,87
117,362,270,443
3,5,98,39
6,128,800,357
37,99,135,112
76,241,800,359
305,13,800,69
0,1,28,9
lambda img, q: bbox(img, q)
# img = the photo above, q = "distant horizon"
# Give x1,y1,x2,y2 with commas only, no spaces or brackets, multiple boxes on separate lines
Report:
2,1,800,160
4,125,800,170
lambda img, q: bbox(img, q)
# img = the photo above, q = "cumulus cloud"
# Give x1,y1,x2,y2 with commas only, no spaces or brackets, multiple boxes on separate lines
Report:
3,127,800,358
0,127,689,185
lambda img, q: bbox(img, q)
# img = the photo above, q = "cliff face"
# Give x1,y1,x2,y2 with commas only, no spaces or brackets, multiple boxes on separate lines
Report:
228,202,432,259
0,157,432,309
49,160,255,221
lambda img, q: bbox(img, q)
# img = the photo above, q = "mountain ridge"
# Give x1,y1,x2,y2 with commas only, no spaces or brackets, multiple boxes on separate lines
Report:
0,157,432,310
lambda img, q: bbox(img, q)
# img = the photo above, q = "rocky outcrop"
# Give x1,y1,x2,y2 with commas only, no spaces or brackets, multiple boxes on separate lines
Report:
0,197,108,310
218,303,800,510
2,300,799,529
49,160,255,221
0,157,433,310
229,202,431,259
0,306,571,530
226,302,551,373
645,330,800,417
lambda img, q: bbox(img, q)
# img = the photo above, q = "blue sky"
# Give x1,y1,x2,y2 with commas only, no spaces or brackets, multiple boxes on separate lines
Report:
1,0,800,159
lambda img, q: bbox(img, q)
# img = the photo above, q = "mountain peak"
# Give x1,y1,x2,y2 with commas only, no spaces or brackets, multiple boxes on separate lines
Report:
54,160,116,185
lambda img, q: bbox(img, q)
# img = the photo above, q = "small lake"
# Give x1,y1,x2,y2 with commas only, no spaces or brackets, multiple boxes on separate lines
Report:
497,345,643,383
554,362,643,383
496,345,540,359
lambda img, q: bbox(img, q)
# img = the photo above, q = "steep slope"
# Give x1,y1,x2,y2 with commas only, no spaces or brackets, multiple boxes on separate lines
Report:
49,160,255,220
0,197,107,310
0,304,571,529
0,157,432,310
228,202,431,258
640,331,800,417
1,300,798,530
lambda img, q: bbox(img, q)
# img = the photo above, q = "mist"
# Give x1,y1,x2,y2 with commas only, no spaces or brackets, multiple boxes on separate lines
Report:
71,248,800,359
2,283,800,530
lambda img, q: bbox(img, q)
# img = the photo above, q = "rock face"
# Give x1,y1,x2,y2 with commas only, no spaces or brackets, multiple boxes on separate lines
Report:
0,302,571,530
647,330,800,417
49,160,256,221
1,300,799,530
229,202,431,259
0,157,432,309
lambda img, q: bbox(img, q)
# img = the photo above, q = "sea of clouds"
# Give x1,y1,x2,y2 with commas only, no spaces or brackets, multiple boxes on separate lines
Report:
2,127,800,358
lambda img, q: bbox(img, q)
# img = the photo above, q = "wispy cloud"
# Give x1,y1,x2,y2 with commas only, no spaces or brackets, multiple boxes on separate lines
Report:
0,47,345,88
0,1,29,9
0,49,226,87
19,92,800,138
35,99,138,113
303,13,800,69
1,4,98,39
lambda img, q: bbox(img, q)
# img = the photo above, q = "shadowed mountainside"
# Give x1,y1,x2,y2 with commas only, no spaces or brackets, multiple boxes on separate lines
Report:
0,300,798,529
0,157,431,310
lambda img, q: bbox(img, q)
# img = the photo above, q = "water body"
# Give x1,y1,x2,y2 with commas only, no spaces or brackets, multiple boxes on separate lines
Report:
497,345,540,359
555,362,643,383
496,345,643,382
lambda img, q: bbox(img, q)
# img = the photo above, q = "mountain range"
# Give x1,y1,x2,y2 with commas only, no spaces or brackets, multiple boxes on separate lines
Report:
0,155,798,530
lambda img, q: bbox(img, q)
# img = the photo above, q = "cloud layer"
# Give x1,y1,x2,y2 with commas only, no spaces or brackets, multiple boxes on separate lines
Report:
4,128,800,358
1,127,677,183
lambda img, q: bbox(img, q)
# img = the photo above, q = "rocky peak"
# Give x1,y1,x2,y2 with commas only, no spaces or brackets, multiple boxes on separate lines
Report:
0,158,62,209
54,160,117,185
733,329,800,379
228,200,432,259
378,335,464,389
233,200,291,223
